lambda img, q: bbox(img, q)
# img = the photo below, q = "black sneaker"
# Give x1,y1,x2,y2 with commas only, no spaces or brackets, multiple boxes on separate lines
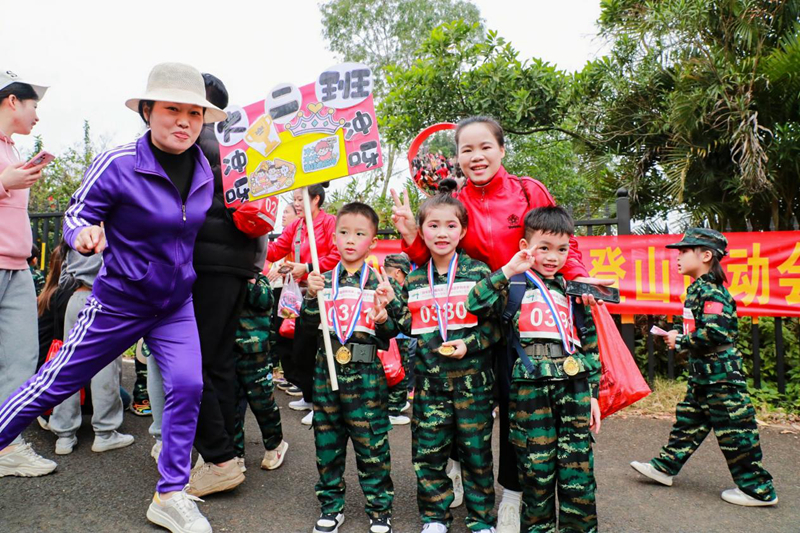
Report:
313,512,345,533
369,516,392,533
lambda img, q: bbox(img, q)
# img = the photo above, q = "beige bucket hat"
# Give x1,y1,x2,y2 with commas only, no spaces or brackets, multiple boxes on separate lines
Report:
125,62,227,123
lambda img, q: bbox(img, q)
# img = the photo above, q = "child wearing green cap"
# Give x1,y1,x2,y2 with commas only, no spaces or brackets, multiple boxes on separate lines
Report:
630,228,778,507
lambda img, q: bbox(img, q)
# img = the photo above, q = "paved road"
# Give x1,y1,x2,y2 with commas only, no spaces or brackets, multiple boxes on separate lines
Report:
1,361,797,533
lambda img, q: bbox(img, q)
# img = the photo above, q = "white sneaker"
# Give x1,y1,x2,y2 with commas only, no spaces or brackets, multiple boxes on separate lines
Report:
301,411,314,426
151,440,163,464
55,436,78,455
721,488,778,507
496,500,521,533
401,401,411,413
630,461,673,487
447,469,464,508
389,415,410,426
146,489,212,533
261,440,289,470
0,441,57,477
235,456,246,473
289,398,313,411
421,523,448,533
37,416,50,431
475,529,496,533
92,430,135,452
313,512,345,533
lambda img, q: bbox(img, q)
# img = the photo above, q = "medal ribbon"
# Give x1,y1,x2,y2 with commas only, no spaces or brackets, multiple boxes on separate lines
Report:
330,262,369,345
427,252,458,342
524,270,576,355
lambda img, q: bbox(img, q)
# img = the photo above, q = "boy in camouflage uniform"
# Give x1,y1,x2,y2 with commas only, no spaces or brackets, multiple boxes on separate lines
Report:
393,189,499,533
468,206,602,533
383,253,414,425
233,271,287,471
631,228,777,506
28,244,45,296
301,202,399,533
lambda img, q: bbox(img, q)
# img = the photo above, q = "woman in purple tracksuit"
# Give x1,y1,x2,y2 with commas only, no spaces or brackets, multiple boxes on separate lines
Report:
0,63,227,533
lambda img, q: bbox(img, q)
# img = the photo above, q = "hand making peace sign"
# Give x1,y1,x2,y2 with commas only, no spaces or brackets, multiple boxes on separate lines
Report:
369,267,395,324
390,188,418,245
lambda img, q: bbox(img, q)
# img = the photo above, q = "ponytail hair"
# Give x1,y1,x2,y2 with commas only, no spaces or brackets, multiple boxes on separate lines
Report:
416,178,468,229
37,241,68,317
698,246,727,284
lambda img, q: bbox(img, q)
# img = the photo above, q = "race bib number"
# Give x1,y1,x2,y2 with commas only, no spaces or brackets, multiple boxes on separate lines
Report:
319,286,376,336
518,289,581,347
408,281,478,335
682,306,695,335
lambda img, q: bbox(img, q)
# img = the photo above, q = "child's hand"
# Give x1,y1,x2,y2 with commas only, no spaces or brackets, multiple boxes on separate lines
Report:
390,188,418,244
374,267,395,307
501,249,536,279
306,271,325,298
666,330,679,350
581,294,605,308
440,339,467,359
590,397,601,434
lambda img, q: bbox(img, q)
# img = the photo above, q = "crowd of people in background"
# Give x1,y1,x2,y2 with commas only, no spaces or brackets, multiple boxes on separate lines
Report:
411,151,458,194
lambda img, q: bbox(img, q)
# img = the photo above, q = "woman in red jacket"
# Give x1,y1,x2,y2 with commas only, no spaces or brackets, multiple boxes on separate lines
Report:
392,116,606,533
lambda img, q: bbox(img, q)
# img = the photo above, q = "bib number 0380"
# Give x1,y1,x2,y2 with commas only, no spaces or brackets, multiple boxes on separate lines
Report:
419,301,467,324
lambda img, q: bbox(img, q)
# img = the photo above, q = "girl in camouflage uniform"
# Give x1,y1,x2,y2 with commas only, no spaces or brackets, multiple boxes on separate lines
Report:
394,182,500,533
631,228,777,507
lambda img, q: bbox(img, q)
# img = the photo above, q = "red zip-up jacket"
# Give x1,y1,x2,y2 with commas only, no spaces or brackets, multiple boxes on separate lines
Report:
402,166,588,278
266,210,340,281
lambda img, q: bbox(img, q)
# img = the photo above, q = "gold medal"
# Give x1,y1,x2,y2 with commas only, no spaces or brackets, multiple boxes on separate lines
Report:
562,356,580,376
335,346,352,365
438,345,456,356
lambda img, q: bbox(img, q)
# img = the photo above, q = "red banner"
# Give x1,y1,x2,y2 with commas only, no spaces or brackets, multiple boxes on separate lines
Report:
362,232,800,317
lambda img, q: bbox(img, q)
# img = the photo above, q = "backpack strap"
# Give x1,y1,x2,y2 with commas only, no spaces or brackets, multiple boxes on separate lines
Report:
502,274,535,373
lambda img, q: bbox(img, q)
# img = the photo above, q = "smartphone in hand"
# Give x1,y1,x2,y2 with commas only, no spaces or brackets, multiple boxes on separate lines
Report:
565,280,621,304
25,150,55,169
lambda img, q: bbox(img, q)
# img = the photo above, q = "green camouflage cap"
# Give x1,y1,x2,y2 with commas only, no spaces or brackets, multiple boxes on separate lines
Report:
666,227,728,256
383,253,411,274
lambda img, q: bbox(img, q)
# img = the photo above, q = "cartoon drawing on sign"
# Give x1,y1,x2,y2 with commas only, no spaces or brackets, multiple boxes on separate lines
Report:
265,82,302,125
285,102,345,137
302,136,340,173
249,158,297,197
314,62,373,109
215,105,249,146
245,114,281,157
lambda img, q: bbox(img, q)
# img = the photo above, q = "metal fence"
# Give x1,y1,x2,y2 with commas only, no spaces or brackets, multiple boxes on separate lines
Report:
29,187,792,393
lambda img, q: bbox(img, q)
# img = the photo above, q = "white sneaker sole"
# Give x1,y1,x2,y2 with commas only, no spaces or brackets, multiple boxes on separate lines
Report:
289,403,312,411
721,491,778,507
55,437,78,455
313,514,344,533
0,462,57,477
630,461,673,487
147,504,211,533
92,435,135,453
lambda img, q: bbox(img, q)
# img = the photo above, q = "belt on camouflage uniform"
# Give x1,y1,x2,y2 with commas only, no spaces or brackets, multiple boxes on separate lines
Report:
690,343,735,374
331,340,377,364
524,343,565,359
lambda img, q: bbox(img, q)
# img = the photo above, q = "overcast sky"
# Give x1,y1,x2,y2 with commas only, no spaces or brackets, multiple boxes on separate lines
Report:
6,0,607,227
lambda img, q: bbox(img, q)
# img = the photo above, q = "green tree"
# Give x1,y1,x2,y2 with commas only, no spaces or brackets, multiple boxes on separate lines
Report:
319,0,483,198
569,0,800,230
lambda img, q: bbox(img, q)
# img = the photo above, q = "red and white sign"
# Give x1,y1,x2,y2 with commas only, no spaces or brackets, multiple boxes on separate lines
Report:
320,287,376,336
408,281,478,335
518,289,581,348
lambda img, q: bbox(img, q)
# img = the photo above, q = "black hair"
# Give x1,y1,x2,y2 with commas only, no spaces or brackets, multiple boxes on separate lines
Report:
696,246,728,284
308,182,328,208
28,243,40,264
138,99,207,126
202,73,229,110
337,201,379,235
0,82,39,105
455,115,505,148
417,178,469,229
523,206,574,240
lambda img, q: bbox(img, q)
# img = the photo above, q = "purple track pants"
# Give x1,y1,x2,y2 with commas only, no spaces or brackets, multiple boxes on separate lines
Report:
0,296,202,493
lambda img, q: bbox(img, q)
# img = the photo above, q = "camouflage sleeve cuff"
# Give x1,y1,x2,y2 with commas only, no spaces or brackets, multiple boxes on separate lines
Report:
675,334,686,351
489,269,510,289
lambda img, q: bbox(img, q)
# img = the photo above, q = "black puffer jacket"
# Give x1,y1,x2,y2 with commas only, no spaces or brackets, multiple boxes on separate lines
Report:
193,124,257,278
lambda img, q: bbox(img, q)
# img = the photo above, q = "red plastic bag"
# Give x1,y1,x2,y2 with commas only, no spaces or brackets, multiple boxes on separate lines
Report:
279,317,296,339
591,304,651,418
43,339,85,413
231,196,279,238
377,338,406,388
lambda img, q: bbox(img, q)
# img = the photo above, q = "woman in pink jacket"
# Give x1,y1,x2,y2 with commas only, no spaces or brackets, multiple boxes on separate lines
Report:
0,70,55,478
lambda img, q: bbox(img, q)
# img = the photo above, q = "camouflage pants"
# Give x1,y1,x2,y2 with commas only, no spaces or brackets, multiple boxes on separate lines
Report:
314,352,393,519
412,374,495,531
233,350,283,456
510,377,597,533
650,381,776,501
388,338,414,416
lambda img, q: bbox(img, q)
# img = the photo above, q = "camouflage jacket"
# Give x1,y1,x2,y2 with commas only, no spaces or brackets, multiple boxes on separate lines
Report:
392,252,500,387
235,273,274,354
468,269,601,396
300,263,400,354
30,266,45,296
676,273,743,384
